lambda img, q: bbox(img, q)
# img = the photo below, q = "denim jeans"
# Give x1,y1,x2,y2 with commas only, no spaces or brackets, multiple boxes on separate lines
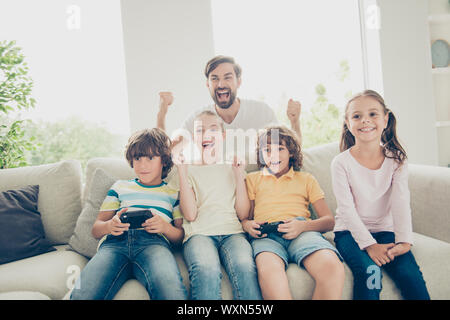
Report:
251,217,342,268
334,231,430,300
70,230,187,300
183,233,262,300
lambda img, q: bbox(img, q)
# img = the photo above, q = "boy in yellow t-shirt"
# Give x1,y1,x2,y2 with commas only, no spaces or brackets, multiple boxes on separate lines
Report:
242,125,345,300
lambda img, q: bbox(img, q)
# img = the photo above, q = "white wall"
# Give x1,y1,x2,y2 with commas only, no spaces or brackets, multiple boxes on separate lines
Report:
121,0,440,165
120,0,215,136
362,0,439,165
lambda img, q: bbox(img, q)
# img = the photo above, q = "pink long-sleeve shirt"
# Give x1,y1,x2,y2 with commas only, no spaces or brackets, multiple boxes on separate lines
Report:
331,149,413,250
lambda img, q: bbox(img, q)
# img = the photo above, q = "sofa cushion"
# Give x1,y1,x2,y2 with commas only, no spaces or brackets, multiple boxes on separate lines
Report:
0,245,88,300
0,291,51,300
0,160,82,245
82,158,135,206
68,168,118,258
0,185,55,264
302,142,339,215
408,164,450,243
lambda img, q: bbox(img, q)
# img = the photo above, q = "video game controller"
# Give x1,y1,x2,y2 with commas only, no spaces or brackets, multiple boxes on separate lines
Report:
258,221,285,237
120,209,153,229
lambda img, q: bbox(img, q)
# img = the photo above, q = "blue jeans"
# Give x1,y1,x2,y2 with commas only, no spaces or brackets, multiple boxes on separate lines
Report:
70,230,187,300
183,233,262,300
334,231,430,300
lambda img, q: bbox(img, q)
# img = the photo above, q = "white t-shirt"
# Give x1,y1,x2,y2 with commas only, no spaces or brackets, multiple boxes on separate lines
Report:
181,99,278,134
331,149,413,250
167,164,244,242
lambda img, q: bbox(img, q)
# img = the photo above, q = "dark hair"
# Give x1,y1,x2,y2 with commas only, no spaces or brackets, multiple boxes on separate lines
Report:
256,125,303,171
204,55,242,79
340,89,407,165
125,128,173,179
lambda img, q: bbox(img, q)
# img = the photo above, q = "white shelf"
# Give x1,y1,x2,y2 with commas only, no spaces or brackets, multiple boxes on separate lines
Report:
436,121,450,128
432,66,450,74
428,14,450,24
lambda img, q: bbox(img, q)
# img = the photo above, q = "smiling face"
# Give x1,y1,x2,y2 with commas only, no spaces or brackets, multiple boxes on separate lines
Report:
261,141,291,177
345,96,389,145
193,112,225,164
206,62,241,109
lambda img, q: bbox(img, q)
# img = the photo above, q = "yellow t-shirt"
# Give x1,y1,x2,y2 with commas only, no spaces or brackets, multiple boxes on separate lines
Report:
246,167,324,223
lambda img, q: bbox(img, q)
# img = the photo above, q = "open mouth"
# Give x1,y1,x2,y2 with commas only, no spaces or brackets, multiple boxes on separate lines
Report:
202,140,215,149
216,89,230,102
268,160,282,170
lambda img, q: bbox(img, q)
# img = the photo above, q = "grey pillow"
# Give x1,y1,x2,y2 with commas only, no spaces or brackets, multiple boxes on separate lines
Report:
0,185,56,264
68,168,117,258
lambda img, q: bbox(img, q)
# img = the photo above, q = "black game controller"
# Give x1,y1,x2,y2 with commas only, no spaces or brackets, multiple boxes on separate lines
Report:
258,221,285,237
120,209,153,229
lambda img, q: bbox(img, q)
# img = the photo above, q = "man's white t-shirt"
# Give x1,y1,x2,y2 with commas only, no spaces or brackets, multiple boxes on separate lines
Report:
181,99,278,134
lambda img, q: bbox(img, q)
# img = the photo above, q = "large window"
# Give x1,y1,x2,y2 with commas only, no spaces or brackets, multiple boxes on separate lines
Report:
0,0,129,170
211,0,365,147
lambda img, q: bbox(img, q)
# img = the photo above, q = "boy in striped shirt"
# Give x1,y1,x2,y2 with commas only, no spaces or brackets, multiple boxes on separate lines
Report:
71,128,187,300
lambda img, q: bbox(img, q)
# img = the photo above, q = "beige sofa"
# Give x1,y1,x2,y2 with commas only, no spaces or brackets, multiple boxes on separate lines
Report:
0,142,449,300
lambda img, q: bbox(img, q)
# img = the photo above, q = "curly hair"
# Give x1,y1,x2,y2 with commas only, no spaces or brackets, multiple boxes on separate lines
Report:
125,128,173,179
256,125,303,171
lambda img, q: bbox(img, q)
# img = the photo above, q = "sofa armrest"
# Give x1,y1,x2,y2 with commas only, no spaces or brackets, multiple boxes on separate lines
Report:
409,164,450,243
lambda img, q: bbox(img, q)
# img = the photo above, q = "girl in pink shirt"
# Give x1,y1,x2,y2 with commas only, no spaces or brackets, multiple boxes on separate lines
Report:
331,90,430,300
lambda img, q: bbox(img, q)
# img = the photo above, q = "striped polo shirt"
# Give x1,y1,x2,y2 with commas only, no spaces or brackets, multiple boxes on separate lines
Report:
100,179,181,224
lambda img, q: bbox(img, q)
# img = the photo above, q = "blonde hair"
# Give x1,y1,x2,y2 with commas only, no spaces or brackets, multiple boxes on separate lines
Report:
194,110,225,132
340,90,407,165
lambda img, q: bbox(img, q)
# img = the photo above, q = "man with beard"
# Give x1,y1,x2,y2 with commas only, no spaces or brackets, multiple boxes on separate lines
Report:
156,55,302,140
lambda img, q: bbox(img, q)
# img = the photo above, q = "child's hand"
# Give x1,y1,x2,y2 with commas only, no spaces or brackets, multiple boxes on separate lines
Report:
108,208,130,236
365,243,396,267
171,137,188,170
159,91,174,115
387,243,411,259
231,156,246,179
278,218,308,240
142,215,169,235
286,99,301,124
242,219,265,238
